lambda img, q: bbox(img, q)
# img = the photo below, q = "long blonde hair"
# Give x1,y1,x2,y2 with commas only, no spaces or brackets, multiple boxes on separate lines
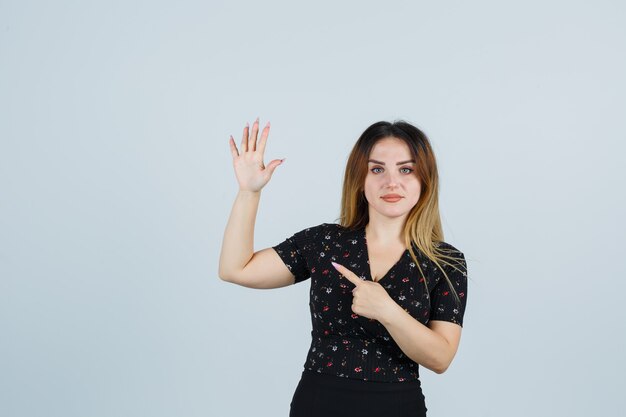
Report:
338,121,465,303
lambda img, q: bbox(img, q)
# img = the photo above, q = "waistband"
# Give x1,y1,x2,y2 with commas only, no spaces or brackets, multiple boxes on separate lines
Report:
300,369,422,392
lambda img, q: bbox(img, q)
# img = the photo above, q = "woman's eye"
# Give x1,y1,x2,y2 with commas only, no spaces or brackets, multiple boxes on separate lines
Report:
371,167,384,174
400,167,414,174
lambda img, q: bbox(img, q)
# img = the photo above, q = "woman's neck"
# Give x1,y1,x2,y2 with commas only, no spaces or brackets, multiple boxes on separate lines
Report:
365,214,406,247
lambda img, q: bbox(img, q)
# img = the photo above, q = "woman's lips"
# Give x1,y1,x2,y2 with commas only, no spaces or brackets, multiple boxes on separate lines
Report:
381,195,403,202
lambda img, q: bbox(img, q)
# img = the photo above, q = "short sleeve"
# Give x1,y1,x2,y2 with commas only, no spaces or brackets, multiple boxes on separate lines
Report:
272,224,326,284
429,249,468,326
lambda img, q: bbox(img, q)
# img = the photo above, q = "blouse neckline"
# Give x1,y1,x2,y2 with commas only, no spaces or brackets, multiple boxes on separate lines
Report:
360,226,409,283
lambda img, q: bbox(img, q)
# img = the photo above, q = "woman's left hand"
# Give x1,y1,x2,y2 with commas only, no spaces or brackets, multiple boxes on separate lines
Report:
331,261,396,322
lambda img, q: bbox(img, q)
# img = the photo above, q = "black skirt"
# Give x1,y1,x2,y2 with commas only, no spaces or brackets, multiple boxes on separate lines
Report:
289,370,427,417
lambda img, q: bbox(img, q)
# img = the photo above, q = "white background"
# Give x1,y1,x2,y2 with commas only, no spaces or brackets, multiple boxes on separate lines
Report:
1,1,625,416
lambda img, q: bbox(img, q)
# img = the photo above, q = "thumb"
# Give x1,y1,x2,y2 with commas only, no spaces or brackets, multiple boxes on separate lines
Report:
266,158,286,176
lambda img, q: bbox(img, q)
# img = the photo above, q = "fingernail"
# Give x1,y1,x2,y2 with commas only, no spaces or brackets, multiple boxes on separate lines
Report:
267,121,271,127
280,157,286,163
331,261,340,269
245,122,249,128
255,117,259,123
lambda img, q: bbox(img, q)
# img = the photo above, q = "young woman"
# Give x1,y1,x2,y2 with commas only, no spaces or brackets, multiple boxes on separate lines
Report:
219,119,468,417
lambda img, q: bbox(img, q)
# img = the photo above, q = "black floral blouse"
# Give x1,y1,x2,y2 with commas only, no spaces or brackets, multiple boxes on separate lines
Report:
272,223,468,383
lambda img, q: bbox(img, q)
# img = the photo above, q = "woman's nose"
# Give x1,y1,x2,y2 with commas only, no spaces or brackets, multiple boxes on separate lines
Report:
384,170,400,187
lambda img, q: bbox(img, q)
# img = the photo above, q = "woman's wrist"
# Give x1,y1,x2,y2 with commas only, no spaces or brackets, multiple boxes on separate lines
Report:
238,189,261,196
378,299,405,327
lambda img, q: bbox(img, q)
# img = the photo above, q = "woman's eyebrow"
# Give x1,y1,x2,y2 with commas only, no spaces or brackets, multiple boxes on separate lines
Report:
368,159,416,165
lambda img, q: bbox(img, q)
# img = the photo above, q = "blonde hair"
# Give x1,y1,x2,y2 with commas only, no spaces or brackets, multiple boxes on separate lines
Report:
338,121,465,303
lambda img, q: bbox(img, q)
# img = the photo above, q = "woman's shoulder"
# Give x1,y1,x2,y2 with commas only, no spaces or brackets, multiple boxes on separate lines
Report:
296,222,352,236
410,240,464,262
278,223,346,251
432,240,467,276
290,222,359,241
434,240,464,257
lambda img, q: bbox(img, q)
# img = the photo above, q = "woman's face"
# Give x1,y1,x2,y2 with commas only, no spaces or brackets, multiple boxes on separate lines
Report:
363,137,421,222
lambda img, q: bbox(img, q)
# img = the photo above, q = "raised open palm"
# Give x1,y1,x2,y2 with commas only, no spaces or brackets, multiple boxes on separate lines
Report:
229,118,284,192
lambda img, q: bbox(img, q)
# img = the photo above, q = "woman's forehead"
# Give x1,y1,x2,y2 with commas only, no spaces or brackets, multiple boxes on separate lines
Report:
369,137,412,160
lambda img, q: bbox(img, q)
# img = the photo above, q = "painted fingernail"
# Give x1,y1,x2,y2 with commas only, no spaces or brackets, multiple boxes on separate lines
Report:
331,261,341,269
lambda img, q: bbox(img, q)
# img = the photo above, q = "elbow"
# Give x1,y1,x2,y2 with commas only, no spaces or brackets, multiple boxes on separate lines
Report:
218,266,235,283
431,363,449,374
219,267,247,286
428,356,453,374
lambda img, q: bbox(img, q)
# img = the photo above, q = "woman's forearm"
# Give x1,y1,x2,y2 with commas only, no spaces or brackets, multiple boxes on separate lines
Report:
379,303,459,374
218,190,261,281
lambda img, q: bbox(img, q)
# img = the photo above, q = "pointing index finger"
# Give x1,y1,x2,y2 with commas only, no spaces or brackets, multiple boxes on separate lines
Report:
331,262,362,286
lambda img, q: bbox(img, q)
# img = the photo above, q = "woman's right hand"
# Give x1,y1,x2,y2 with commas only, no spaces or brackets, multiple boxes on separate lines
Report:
229,118,285,192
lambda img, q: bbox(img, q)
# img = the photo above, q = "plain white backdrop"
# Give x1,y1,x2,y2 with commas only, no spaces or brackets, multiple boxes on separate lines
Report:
1,1,625,416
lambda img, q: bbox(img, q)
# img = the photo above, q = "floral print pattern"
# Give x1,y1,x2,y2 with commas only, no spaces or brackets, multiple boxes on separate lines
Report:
273,223,467,383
